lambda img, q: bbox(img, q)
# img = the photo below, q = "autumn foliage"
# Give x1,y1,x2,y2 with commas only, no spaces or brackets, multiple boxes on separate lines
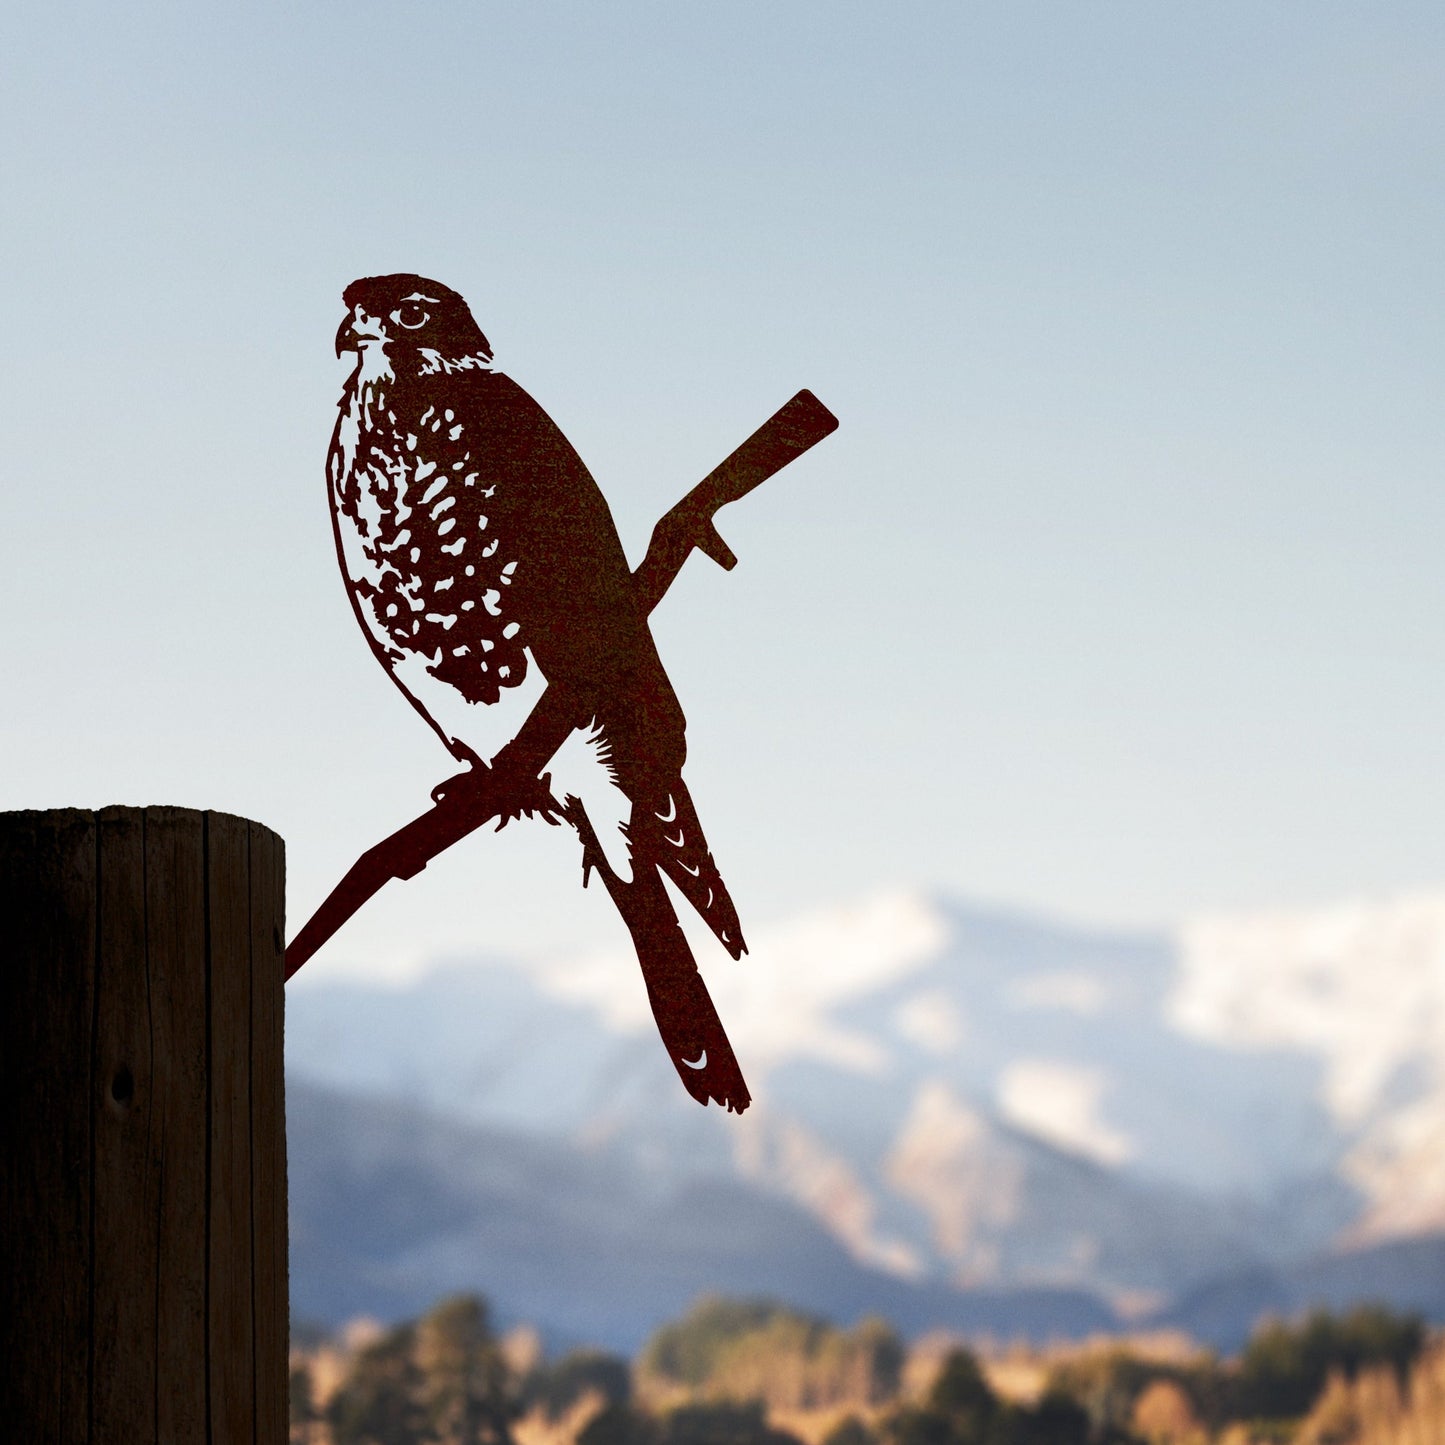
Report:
289,1296,1442,1445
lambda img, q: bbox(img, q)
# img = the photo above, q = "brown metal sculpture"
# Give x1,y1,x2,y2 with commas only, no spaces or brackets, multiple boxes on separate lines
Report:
286,274,838,1113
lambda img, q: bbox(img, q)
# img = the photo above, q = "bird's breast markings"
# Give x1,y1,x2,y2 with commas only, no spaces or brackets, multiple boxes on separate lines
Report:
656,795,678,823
681,1050,708,1071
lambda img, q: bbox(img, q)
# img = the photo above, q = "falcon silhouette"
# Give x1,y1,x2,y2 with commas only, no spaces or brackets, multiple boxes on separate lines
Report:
330,273,750,1111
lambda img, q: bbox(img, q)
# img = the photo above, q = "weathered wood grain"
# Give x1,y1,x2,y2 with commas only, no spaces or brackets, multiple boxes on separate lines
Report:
146,807,211,1445
0,810,97,1443
92,806,159,1445
250,819,288,1445
2,807,288,1444
209,811,256,1444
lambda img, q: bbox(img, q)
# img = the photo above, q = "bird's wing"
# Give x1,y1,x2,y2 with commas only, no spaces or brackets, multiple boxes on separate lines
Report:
459,371,748,956
453,371,654,705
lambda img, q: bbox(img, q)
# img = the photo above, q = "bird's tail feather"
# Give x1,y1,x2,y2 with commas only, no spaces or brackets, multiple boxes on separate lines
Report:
649,779,748,960
626,863,750,1111
564,794,749,1111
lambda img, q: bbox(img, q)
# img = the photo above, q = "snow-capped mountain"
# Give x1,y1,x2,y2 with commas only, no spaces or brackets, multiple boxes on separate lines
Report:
287,1079,1118,1352
285,889,1445,1325
1173,897,1445,1244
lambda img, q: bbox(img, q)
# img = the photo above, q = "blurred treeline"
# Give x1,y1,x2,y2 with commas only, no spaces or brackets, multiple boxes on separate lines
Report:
289,1294,1445,1445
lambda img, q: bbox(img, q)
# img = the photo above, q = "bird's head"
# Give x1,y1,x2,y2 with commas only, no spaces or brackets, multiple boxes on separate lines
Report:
336,274,493,378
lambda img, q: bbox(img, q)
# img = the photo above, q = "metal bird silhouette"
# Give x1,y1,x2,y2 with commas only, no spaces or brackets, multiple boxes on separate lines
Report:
291,272,837,1112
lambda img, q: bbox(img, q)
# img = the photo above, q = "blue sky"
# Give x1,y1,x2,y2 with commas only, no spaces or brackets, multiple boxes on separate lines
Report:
4,3,1444,980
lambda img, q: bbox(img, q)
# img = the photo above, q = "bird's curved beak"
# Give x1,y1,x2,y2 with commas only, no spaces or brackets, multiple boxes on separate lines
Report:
336,304,388,356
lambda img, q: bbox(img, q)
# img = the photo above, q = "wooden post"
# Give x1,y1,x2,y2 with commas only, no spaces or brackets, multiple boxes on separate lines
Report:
0,807,288,1444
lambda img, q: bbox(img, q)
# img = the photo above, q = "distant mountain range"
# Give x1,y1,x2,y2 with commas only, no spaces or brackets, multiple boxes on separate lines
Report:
288,1080,1117,1353
285,890,1445,1350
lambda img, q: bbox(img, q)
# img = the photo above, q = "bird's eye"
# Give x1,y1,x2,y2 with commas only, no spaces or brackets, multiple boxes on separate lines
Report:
395,304,429,330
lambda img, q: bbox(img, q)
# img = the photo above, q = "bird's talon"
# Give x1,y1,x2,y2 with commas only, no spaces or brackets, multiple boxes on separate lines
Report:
480,764,563,831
